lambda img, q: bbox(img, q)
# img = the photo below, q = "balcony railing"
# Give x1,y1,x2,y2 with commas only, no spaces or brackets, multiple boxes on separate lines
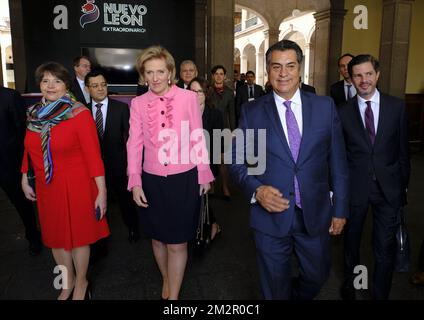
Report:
234,23,241,33
245,16,258,29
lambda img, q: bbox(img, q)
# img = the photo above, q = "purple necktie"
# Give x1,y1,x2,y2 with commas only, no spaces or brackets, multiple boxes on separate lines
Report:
365,101,375,145
283,100,302,208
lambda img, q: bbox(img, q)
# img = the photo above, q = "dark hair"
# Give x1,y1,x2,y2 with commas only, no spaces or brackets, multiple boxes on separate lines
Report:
35,62,72,90
85,70,108,86
73,55,91,68
348,54,380,78
246,70,255,77
338,53,355,66
188,76,215,108
265,39,303,72
211,65,226,75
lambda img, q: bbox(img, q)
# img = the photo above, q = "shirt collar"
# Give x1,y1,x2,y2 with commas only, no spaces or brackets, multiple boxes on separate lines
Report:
92,97,108,108
273,88,301,107
357,89,380,106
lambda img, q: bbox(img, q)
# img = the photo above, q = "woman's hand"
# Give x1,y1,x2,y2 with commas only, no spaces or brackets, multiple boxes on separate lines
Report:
21,174,36,201
132,186,148,207
199,183,211,195
94,189,107,219
94,176,107,219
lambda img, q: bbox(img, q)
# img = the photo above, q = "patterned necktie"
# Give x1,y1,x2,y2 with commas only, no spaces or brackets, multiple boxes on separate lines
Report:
365,100,375,145
283,100,302,208
346,84,352,99
95,103,104,138
249,86,253,99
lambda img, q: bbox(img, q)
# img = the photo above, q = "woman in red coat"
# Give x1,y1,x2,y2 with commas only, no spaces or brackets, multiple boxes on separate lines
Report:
21,62,109,300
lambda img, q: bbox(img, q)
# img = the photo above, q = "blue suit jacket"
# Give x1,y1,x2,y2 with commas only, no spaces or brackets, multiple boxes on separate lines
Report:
229,91,349,237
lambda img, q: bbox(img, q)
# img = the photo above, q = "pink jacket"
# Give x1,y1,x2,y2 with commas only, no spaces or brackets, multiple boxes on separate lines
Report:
127,85,214,190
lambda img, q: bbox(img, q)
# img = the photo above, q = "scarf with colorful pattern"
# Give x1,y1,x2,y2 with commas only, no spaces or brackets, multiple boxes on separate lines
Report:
26,93,85,184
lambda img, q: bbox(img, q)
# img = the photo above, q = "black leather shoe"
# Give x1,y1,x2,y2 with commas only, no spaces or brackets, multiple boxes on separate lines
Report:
128,230,141,243
28,240,43,256
340,282,356,300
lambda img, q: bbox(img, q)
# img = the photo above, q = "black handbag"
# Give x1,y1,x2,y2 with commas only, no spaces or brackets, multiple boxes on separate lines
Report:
27,154,36,191
194,194,211,253
394,207,411,273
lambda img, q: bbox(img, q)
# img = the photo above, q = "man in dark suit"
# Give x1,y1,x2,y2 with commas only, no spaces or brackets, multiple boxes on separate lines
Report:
85,71,140,243
338,55,410,300
70,56,91,105
330,53,356,107
300,79,316,94
176,60,198,89
235,70,265,120
229,40,349,300
0,86,42,255
233,69,245,93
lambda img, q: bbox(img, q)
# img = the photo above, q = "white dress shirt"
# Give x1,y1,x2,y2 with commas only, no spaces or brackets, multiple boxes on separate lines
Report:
274,88,303,145
357,89,380,134
91,97,108,132
344,80,356,100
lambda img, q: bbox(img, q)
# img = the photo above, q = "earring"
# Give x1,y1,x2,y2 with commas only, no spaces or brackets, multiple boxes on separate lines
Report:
145,82,148,86
168,79,171,85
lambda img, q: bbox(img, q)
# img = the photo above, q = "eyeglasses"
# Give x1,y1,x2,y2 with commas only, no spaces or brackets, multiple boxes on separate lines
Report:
87,82,107,89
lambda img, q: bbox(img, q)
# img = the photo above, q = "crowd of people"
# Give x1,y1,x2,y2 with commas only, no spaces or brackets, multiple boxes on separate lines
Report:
0,38,422,300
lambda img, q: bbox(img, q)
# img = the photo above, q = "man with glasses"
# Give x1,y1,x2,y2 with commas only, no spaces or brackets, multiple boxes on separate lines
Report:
71,56,92,105
85,71,140,249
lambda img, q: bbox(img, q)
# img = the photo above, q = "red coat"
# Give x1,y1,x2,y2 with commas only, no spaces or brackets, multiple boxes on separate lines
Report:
22,109,109,250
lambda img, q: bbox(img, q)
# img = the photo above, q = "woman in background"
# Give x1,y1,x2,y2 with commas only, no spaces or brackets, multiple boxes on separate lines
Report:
189,77,223,240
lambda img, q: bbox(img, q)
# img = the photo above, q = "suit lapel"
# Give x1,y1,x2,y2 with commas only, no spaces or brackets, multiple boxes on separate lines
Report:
103,100,113,140
374,93,388,147
297,92,311,164
263,95,293,162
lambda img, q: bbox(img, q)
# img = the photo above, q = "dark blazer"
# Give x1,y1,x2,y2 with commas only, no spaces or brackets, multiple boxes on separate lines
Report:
89,98,130,175
338,93,410,207
209,85,236,131
176,79,187,89
71,78,90,105
301,83,316,94
230,91,349,238
235,84,265,118
330,80,347,107
202,105,224,177
0,86,26,175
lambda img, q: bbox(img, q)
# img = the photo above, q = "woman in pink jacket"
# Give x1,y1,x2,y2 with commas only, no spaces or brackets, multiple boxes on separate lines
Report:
127,46,214,300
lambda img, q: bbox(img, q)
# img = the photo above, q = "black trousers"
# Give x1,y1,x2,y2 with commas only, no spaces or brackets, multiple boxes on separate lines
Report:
106,174,139,232
0,171,40,243
343,180,398,300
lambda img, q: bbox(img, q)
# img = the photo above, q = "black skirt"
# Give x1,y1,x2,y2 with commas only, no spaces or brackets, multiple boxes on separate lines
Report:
138,168,200,244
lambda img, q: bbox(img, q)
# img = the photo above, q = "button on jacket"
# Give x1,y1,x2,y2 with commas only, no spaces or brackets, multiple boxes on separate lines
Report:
127,85,214,190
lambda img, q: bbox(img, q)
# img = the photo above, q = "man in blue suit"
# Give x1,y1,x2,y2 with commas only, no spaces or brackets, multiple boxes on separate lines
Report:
229,40,349,299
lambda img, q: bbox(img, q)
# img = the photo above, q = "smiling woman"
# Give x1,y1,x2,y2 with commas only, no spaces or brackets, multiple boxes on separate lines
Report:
21,61,109,300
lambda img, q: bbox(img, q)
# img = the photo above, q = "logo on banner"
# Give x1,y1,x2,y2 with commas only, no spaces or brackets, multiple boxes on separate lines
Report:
80,0,100,28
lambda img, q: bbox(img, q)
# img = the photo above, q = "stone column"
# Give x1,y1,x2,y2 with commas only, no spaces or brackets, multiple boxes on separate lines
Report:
313,5,346,95
0,43,3,86
303,43,311,85
241,54,248,74
9,0,26,92
379,0,414,98
256,50,264,87
207,0,234,82
263,28,280,54
195,0,207,78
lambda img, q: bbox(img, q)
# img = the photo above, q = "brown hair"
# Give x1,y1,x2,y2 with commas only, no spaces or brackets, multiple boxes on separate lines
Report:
136,45,176,85
35,62,72,90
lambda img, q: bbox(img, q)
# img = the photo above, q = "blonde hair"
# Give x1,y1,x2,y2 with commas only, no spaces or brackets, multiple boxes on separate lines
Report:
136,45,176,85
